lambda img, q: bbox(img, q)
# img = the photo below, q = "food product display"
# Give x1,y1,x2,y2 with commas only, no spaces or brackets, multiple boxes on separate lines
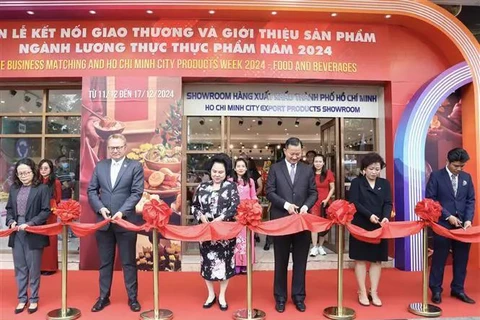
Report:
136,240,181,271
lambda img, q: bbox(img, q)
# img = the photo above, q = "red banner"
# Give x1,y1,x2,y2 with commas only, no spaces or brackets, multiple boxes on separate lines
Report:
0,20,388,79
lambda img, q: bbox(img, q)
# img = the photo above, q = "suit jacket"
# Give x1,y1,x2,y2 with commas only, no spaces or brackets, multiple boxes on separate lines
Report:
348,176,392,230
87,158,144,231
266,160,317,220
425,168,475,229
5,184,51,249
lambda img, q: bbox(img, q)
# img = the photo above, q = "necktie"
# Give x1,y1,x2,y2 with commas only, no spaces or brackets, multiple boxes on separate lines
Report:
290,164,296,183
451,174,457,196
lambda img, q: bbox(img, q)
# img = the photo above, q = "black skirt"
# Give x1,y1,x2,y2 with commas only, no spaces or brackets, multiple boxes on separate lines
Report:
348,214,388,262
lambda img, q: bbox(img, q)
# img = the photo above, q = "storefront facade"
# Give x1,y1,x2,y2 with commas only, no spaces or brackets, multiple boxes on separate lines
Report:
0,0,479,272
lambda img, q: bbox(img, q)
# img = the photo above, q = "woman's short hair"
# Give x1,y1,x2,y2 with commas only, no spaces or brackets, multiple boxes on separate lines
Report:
360,153,386,171
207,153,232,176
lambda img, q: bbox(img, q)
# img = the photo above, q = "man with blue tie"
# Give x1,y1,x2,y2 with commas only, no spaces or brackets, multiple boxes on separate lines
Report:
88,134,144,312
426,148,475,305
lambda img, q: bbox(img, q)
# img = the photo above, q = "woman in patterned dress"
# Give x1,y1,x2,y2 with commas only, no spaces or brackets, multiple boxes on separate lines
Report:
192,154,240,311
230,158,257,274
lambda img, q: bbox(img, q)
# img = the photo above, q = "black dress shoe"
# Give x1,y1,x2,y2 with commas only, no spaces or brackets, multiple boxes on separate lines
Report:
431,292,442,304
14,303,26,314
128,300,141,312
263,243,270,251
91,297,110,312
451,292,476,304
294,301,306,312
218,300,228,311
41,271,56,276
275,301,285,313
203,296,216,308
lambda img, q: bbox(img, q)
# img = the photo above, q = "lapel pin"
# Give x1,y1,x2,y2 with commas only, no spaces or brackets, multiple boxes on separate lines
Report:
124,164,127,167
463,180,467,186
378,187,382,190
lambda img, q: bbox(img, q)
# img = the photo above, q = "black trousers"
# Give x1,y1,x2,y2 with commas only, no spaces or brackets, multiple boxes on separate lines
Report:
429,232,471,294
273,230,310,302
96,226,138,301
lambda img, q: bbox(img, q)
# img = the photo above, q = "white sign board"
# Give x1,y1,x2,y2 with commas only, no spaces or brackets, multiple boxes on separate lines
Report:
183,84,382,118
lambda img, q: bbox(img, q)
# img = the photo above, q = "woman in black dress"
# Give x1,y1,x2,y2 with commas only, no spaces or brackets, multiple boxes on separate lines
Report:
348,153,392,307
191,154,240,311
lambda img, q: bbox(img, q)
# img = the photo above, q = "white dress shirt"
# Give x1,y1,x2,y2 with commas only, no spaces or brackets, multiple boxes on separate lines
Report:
110,157,126,187
283,159,308,213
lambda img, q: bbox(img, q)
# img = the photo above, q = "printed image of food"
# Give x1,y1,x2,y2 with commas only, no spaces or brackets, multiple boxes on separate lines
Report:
430,115,441,129
135,192,160,214
136,240,181,271
0,192,9,201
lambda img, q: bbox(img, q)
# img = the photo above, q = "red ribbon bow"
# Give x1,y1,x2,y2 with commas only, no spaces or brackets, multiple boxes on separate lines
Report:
54,199,81,223
326,200,356,225
415,198,442,223
236,199,263,227
142,199,172,229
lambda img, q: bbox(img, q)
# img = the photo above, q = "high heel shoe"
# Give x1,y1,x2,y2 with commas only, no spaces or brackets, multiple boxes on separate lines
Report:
14,303,26,314
218,300,228,311
368,291,382,307
358,291,370,306
203,296,216,309
27,303,38,314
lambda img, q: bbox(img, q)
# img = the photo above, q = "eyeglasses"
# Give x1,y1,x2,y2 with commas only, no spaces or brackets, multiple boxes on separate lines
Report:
17,171,32,177
107,145,125,151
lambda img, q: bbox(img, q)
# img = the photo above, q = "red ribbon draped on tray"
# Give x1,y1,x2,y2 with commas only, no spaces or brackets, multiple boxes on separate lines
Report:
1,198,480,243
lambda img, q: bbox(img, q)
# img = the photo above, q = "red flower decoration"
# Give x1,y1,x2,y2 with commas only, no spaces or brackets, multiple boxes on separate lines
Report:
415,199,442,222
143,199,172,229
326,200,356,225
236,199,263,227
54,199,80,223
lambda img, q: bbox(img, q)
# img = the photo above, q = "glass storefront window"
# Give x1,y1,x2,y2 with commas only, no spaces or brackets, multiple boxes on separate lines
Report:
344,119,375,152
187,117,221,151
0,89,44,114
47,89,81,113
0,138,42,162
46,116,81,134
186,154,212,184
1,116,43,134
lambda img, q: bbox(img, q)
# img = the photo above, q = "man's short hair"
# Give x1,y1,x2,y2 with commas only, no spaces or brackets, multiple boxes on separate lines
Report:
285,137,303,148
447,148,470,163
107,133,127,144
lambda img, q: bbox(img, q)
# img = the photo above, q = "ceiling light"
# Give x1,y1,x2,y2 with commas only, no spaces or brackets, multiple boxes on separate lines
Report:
0,100,4,104
277,145,281,149
253,145,257,149
331,13,337,17
315,119,321,126
229,144,233,149
247,127,251,131
277,118,283,126
27,11,34,15
258,119,263,125
239,118,244,126
271,11,277,15
252,119,256,122
295,119,300,127
385,14,392,19
199,118,205,125
209,10,215,14
146,10,153,14
89,10,96,15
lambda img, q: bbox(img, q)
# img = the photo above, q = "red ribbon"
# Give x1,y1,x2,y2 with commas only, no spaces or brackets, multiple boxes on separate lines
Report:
142,199,172,229
236,200,263,227
415,198,442,222
1,199,479,244
326,200,356,225
54,199,81,223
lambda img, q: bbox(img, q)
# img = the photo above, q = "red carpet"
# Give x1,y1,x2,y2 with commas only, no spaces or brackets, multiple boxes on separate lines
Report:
1,267,479,320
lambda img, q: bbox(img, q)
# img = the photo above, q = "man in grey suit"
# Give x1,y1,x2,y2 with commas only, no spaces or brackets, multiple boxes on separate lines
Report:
87,133,144,312
266,137,317,313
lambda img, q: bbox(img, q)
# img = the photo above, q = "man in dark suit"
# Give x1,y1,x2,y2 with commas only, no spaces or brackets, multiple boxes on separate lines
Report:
266,137,317,313
426,148,475,305
88,133,144,312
